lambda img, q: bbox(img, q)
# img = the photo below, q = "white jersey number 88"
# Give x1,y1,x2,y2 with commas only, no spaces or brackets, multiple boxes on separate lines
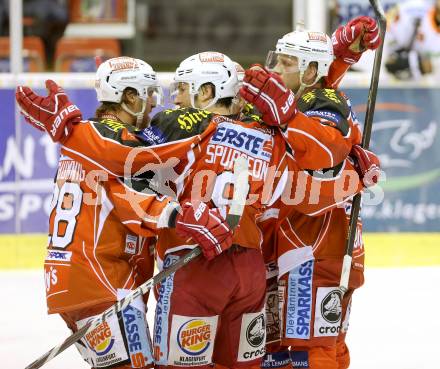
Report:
50,181,83,248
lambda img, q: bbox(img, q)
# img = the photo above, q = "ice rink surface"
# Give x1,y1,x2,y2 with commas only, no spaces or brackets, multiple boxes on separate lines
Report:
1,267,439,369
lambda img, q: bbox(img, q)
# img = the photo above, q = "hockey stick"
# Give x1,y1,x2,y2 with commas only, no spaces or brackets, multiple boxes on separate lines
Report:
25,157,249,369
339,0,387,294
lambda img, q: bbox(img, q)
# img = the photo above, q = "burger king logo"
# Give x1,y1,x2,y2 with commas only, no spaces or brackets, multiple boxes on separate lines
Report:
177,319,211,355
85,321,115,356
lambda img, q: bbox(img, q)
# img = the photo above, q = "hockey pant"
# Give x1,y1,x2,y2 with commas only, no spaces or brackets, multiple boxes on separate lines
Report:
60,291,154,369
153,246,266,369
261,258,362,369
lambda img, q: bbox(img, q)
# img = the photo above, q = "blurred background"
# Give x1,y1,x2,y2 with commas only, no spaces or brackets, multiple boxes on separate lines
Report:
1,0,439,243
0,1,439,368
1,0,438,72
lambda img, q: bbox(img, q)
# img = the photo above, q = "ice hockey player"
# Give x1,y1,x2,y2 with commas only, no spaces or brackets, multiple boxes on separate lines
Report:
239,17,381,369
16,51,375,369
17,56,233,369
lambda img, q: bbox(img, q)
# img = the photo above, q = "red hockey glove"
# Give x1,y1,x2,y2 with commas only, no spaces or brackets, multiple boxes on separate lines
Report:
175,201,233,260
15,79,82,143
240,66,296,127
349,145,381,187
332,16,382,64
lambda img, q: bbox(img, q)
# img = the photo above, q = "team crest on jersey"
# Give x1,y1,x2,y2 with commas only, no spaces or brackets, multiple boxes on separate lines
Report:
85,321,116,356
125,234,137,255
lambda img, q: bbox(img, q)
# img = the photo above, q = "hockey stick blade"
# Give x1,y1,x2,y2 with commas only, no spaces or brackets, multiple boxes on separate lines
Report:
25,157,249,369
339,0,387,294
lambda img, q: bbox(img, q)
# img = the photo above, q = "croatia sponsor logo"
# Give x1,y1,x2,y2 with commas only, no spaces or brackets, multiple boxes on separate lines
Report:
313,287,342,337
237,310,266,362
246,314,265,348
321,290,342,324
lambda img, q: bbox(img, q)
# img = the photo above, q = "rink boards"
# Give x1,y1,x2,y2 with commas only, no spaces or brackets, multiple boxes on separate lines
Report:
0,233,439,269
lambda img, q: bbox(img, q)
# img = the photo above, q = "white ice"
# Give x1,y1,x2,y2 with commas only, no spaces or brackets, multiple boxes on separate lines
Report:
1,267,439,369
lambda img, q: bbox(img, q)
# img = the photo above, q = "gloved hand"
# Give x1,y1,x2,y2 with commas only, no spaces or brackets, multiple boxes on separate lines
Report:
349,145,381,187
332,16,381,64
240,65,296,127
15,79,82,143
174,201,233,260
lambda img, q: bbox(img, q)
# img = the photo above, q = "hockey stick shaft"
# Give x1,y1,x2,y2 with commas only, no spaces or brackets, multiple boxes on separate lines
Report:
25,157,249,369
26,246,202,369
339,0,387,294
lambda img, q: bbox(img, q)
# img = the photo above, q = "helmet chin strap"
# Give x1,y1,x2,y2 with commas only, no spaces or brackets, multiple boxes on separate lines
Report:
190,93,218,110
296,70,322,99
230,94,242,114
121,100,147,126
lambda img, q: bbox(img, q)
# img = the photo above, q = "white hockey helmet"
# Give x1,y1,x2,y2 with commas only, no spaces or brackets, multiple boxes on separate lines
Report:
266,25,334,86
170,51,240,109
95,56,163,105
